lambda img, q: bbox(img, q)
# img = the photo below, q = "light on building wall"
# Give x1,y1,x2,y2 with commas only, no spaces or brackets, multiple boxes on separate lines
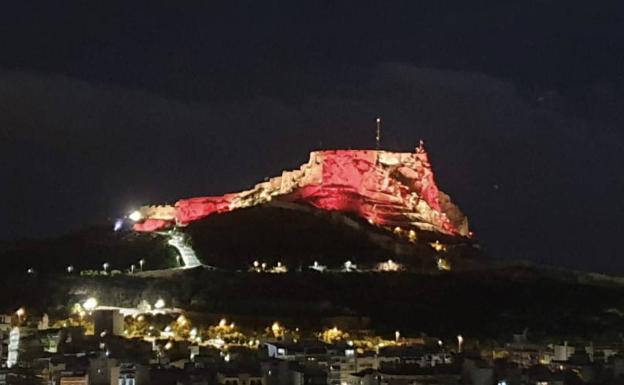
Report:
7,327,20,368
15,308,25,324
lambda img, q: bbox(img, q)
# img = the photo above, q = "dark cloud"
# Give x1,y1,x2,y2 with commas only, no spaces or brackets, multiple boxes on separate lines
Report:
1,64,623,273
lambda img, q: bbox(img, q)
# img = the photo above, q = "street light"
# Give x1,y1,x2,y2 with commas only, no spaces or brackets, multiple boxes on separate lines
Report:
457,334,464,353
67,265,74,273
154,298,165,309
102,262,110,274
139,259,145,271
83,297,98,312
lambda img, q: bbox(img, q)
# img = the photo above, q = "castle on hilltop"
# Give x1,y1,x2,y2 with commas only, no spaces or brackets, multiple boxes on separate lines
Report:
129,145,469,238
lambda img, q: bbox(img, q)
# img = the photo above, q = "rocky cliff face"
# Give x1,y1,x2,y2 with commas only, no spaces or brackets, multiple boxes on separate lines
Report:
133,145,469,237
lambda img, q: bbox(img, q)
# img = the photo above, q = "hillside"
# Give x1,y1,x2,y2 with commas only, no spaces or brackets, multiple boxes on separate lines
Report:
185,201,482,270
2,265,624,340
0,202,483,275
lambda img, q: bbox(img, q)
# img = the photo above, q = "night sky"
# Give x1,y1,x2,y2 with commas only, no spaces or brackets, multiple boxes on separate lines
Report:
1,2,623,273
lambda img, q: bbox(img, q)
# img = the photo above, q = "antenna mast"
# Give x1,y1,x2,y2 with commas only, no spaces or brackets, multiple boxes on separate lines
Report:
376,117,381,149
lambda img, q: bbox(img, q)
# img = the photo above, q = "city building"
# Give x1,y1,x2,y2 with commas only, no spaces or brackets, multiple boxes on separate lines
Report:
94,309,125,337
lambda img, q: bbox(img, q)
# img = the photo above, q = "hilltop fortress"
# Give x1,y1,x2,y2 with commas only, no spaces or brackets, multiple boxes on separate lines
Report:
131,144,469,239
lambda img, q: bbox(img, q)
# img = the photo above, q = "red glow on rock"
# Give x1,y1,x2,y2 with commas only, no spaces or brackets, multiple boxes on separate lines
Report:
132,148,468,237
133,218,172,232
175,194,238,225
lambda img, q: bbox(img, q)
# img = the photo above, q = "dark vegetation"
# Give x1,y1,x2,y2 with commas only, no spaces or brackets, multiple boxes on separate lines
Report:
1,266,624,341
0,225,178,274
2,205,621,340
0,204,482,274
186,203,483,270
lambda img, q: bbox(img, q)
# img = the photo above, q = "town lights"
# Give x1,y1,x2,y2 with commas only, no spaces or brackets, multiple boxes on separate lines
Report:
83,297,98,312
67,265,74,273
139,259,145,271
129,210,143,222
102,262,110,273
15,308,25,320
457,334,464,353
395,330,400,342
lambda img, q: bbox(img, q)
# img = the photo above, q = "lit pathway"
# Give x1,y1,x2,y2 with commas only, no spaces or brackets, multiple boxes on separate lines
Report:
167,231,202,268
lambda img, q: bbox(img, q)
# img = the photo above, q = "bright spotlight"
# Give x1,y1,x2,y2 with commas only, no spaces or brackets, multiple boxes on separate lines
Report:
83,297,98,312
154,298,165,309
129,210,143,222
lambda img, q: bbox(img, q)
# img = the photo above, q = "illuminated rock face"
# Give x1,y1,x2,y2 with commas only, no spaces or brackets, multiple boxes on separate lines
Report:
134,146,469,237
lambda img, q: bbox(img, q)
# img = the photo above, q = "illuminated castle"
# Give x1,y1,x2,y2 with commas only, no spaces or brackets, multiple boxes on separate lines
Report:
130,144,469,238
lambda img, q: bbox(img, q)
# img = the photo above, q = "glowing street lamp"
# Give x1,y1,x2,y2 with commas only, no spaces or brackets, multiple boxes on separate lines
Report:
139,259,145,271
176,315,188,326
67,265,74,273
457,334,464,353
154,298,165,309
15,308,25,320
102,262,110,274
83,297,98,312
130,264,135,274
